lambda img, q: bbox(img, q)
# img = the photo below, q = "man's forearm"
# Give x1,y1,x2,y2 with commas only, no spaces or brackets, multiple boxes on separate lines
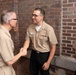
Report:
23,40,30,51
47,44,56,64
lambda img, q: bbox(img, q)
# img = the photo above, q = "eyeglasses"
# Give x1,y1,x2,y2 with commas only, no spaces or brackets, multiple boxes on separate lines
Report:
11,18,18,20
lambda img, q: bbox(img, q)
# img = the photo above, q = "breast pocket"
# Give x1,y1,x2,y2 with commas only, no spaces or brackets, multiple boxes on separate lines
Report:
39,34,47,41
39,29,48,41
39,34,48,46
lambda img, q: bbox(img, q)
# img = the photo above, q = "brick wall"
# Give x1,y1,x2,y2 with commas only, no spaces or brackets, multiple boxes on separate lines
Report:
18,0,61,75
61,0,76,58
0,0,76,75
54,0,76,74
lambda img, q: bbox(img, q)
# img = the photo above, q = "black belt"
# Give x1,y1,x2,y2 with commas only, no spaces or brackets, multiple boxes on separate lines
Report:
32,49,50,54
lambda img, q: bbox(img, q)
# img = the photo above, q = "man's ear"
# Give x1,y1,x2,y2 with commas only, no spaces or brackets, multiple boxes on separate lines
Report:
8,20,12,25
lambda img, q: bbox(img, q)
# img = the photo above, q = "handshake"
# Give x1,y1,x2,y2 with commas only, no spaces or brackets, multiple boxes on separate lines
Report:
19,48,27,56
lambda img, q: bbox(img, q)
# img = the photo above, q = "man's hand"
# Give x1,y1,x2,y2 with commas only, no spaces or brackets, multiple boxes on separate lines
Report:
42,62,50,70
20,48,27,56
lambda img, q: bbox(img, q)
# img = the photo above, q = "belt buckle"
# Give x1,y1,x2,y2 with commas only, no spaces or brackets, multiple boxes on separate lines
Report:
37,51,39,53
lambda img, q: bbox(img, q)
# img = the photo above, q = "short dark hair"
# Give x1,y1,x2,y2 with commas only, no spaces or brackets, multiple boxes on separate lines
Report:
34,8,45,16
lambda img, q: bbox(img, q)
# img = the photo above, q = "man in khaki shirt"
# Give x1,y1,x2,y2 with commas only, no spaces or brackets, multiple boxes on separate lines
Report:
22,8,58,75
0,10,27,75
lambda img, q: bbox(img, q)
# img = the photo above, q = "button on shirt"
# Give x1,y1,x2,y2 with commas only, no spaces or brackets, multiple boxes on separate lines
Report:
25,21,58,52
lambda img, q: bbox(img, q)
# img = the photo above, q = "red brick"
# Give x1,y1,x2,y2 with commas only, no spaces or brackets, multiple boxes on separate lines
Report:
73,34,76,37
73,27,76,30
61,53,71,56
63,19,72,22
63,26,71,29
67,44,72,47
75,3,76,6
63,0,68,3
67,30,76,33
62,47,71,50
62,40,71,43
68,23,76,26
67,50,75,54
62,44,66,46
67,15,76,18
63,23,67,25
63,3,73,7
62,36,66,39
62,33,71,36
63,11,73,15
68,7,76,11
67,37,76,40
69,0,76,2
63,15,67,18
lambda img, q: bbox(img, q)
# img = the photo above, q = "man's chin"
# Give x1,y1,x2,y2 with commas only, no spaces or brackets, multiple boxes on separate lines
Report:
32,20,37,23
33,21,37,24
13,27,18,32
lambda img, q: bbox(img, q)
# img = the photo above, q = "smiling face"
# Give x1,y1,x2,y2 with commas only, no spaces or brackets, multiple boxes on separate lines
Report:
32,10,44,25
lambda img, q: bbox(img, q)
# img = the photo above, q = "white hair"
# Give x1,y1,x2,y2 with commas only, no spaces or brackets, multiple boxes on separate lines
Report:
1,10,15,24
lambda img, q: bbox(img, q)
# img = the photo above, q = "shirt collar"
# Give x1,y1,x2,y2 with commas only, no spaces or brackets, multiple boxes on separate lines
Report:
33,21,46,30
0,24,11,38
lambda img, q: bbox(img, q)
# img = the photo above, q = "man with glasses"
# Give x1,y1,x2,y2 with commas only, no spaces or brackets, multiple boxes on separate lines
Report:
22,8,58,75
0,10,27,75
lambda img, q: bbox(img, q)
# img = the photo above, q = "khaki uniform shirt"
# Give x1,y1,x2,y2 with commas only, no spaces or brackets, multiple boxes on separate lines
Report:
26,21,58,52
0,25,15,75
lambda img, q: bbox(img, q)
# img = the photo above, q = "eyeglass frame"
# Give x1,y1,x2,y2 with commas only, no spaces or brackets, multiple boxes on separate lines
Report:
11,18,18,20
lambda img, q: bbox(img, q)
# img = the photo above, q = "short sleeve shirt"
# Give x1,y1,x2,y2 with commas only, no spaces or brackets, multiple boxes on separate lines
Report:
0,25,14,66
25,21,58,52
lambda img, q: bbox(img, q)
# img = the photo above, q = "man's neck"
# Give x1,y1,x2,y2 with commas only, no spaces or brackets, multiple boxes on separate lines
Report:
2,24,12,31
37,21,43,26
